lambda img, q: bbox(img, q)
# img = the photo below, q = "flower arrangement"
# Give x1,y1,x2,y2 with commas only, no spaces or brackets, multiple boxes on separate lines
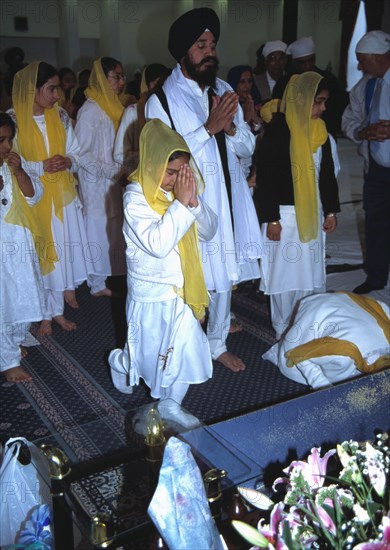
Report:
233,431,390,549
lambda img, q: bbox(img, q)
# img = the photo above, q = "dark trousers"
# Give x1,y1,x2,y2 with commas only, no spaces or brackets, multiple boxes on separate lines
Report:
363,156,390,287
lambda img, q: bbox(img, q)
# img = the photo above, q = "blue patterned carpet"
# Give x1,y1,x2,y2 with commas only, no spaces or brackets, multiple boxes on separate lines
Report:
0,280,308,460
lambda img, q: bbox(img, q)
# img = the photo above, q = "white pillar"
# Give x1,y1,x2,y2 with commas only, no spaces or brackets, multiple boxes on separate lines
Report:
58,0,80,69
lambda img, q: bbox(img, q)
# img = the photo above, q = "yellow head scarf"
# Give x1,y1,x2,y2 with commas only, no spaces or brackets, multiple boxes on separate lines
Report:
9,61,78,274
85,58,124,132
130,119,209,320
280,72,328,242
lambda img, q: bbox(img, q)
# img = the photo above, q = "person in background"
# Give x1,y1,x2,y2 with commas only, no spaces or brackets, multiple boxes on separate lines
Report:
227,65,262,134
253,40,287,103
342,30,390,295
254,73,340,339
109,119,217,428
70,68,91,121
75,57,126,297
273,36,348,138
58,67,77,118
114,63,171,179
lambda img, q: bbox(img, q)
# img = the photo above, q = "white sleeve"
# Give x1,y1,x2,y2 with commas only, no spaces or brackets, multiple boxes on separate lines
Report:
341,80,366,143
329,134,341,177
124,190,199,258
113,104,139,172
188,198,218,241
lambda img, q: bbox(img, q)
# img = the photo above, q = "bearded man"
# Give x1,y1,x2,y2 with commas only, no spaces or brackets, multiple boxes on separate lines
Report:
146,7,262,373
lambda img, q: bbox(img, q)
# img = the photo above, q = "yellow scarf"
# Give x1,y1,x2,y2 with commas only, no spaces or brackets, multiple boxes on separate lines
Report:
280,72,328,242
130,119,209,320
285,292,390,374
85,58,124,132
9,62,78,274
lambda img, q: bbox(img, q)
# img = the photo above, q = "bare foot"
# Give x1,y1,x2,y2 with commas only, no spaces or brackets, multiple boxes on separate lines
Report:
38,320,53,336
20,346,28,358
229,320,243,334
64,289,79,309
5,366,32,383
53,315,77,331
216,351,246,372
92,288,112,297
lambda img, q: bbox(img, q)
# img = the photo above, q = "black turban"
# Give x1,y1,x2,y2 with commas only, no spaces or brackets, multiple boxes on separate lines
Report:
168,7,220,62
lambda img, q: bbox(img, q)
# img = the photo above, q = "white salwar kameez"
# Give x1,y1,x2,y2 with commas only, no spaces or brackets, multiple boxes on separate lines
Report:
109,183,217,399
0,161,45,371
75,99,126,293
259,136,340,338
263,292,390,389
26,110,89,319
146,65,262,357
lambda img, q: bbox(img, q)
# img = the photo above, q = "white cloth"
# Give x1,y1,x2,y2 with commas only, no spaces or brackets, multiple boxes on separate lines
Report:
368,69,390,167
342,73,371,172
29,111,89,293
263,40,287,58
113,103,140,176
145,65,262,292
0,160,45,371
263,292,390,389
355,30,390,55
109,183,216,396
286,36,315,59
75,99,126,277
207,290,231,359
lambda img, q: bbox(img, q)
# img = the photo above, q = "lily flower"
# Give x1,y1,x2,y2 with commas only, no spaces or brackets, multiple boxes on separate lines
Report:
353,514,390,549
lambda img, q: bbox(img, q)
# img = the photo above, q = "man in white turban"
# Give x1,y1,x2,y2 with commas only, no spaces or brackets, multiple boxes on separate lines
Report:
146,7,262,373
342,30,390,295
273,36,348,137
253,40,287,103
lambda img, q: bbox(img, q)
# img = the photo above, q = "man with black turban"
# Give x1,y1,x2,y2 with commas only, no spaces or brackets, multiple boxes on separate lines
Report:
146,7,262,373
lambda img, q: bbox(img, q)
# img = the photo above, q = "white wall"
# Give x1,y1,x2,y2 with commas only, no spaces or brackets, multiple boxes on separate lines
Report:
0,0,344,81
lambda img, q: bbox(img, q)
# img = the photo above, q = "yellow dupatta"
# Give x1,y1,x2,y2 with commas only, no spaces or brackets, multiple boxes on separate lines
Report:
130,119,209,320
280,72,328,242
285,292,390,374
84,59,124,132
8,62,77,274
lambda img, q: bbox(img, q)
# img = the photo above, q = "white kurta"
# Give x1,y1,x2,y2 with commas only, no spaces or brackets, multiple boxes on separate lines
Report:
8,107,89,293
146,65,262,292
263,292,390,389
109,183,217,397
75,99,126,277
0,161,45,370
259,136,340,295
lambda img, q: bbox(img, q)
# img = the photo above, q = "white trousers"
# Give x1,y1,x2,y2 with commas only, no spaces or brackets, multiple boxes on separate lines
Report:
87,274,108,295
160,383,189,404
207,290,231,359
0,322,30,372
270,288,324,340
43,289,64,320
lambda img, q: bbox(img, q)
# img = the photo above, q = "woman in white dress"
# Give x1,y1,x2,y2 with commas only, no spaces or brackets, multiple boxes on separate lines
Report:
0,113,45,382
75,57,127,297
10,62,89,335
254,72,341,339
109,119,217,428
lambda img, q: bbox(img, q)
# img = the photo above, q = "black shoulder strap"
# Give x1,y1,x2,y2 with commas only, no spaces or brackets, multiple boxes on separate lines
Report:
152,87,176,131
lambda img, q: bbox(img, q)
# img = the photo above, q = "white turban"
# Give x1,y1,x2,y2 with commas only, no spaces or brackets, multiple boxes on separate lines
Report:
263,40,287,58
286,36,315,59
355,30,390,55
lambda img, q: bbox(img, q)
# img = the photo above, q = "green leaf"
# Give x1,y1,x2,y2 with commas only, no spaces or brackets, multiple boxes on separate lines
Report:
231,520,270,547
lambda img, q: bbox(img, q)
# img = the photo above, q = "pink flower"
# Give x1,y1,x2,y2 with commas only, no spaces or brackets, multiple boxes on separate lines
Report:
274,447,336,492
257,503,289,550
353,514,390,549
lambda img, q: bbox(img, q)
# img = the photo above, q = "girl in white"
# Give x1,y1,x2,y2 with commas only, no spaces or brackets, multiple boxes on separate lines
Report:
109,119,217,428
0,113,45,382
10,61,89,335
75,57,127,296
